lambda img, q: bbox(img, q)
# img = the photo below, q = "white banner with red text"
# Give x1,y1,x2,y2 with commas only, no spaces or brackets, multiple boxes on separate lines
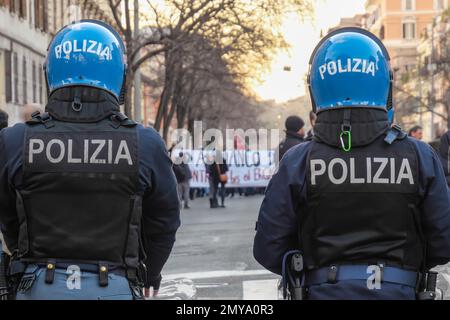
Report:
171,150,277,188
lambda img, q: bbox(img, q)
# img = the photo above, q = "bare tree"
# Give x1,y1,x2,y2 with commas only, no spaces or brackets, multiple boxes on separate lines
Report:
107,0,312,137
107,0,168,116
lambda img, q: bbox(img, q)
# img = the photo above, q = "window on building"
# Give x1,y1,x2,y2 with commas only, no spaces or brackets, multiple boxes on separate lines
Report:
5,0,24,17
9,0,16,13
39,63,43,104
22,55,27,104
61,0,64,28
435,0,448,10
53,0,57,32
32,61,37,102
13,52,18,104
402,0,415,11
18,0,26,18
34,0,48,32
43,0,48,32
4,50,12,103
403,20,416,40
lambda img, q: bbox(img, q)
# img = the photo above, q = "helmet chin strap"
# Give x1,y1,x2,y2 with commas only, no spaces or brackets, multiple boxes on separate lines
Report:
43,63,50,99
340,109,352,152
119,71,127,106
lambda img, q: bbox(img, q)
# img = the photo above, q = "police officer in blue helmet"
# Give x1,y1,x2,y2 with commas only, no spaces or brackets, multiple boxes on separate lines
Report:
0,20,180,300
253,28,450,300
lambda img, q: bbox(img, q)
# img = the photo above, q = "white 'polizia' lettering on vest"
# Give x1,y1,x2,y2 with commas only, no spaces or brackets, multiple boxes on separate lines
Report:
318,58,376,80
28,139,133,165
310,157,414,185
54,40,113,60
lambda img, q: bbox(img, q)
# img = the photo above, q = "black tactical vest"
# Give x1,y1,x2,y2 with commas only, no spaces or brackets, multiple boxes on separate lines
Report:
16,111,142,270
301,135,424,271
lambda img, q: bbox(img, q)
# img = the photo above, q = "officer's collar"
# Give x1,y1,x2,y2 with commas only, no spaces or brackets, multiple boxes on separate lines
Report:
314,108,390,148
46,87,121,123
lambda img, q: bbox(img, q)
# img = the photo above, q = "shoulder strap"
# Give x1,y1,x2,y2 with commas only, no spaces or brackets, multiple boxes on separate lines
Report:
384,124,407,145
25,111,55,129
110,111,138,129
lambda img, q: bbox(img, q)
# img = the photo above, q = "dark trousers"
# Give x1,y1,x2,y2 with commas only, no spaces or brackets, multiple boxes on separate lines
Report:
209,179,226,206
219,183,226,205
209,178,218,202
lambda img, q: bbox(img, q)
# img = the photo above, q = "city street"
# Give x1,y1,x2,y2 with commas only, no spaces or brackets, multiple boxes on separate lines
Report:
162,195,280,300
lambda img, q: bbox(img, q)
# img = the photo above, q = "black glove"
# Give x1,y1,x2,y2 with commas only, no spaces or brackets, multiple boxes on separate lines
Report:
145,273,162,290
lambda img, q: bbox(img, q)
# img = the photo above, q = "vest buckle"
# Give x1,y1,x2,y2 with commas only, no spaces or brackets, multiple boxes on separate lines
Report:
45,259,56,284
40,113,55,129
327,265,338,284
30,111,41,119
98,263,109,287
17,273,36,293
384,125,406,145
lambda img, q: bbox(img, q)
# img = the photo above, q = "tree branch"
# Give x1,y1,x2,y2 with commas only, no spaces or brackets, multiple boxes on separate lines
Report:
107,0,125,34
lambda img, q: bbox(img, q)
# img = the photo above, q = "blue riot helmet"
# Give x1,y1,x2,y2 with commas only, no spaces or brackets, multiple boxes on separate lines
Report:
45,20,126,104
307,27,394,123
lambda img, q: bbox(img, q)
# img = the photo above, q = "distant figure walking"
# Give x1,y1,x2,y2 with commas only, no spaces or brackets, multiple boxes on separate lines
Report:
173,152,193,209
207,153,229,208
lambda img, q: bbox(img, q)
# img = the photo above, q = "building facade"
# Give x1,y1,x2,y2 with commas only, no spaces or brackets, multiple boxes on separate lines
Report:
365,0,449,72
0,0,117,125
364,0,450,140
415,13,450,139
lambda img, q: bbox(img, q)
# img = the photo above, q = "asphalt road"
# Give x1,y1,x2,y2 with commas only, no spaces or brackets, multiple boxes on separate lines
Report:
162,194,280,300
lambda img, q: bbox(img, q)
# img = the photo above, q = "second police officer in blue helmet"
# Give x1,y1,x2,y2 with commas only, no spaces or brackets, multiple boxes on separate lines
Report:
0,20,180,300
253,28,450,300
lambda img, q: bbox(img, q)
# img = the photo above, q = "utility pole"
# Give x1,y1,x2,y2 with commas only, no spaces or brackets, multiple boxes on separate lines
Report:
133,0,142,123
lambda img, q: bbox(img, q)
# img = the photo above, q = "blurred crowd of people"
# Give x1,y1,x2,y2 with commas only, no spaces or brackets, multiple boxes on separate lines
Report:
170,148,266,210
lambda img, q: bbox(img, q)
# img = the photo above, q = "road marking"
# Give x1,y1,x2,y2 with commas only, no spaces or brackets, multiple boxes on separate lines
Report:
165,269,273,280
195,283,230,289
243,279,279,300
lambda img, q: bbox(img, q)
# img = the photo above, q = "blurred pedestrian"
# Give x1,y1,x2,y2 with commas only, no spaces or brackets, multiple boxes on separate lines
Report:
20,103,43,122
0,109,8,130
408,125,423,140
306,111,317,141
173,152,193,209
206,154,218,208
206,152,229,208
278,115,305,161
216,156,229,208
439,130,450,187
